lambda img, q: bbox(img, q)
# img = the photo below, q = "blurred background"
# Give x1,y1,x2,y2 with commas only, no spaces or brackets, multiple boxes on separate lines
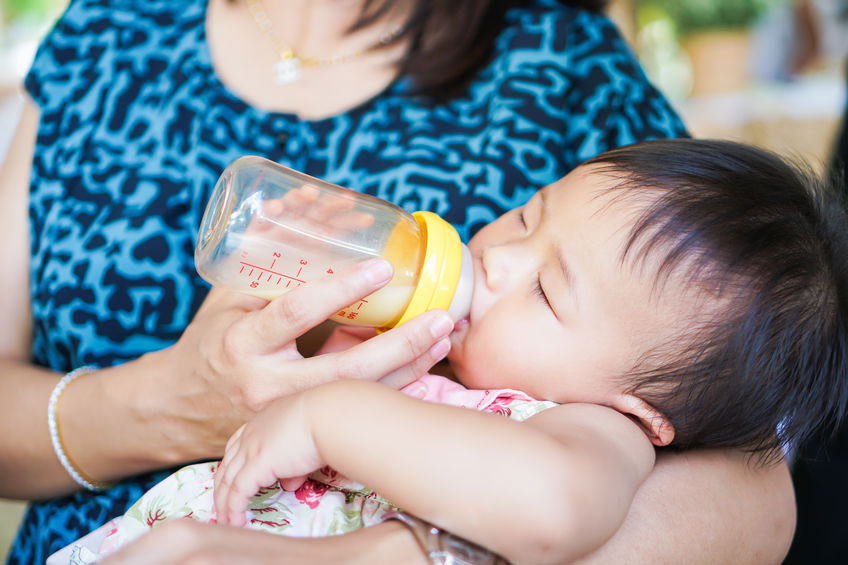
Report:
1,0,847,556
611,0,848,170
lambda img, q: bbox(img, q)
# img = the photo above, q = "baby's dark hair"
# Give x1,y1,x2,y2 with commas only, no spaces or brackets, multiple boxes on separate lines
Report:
584,139,848,458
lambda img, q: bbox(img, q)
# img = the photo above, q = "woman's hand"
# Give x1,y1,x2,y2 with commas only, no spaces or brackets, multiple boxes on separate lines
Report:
153,258,454,460
98,519,428,565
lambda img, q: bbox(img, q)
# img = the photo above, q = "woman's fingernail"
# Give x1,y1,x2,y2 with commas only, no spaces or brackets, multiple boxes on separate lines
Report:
362,259,393,284
429,337,451,359
429,314,453,339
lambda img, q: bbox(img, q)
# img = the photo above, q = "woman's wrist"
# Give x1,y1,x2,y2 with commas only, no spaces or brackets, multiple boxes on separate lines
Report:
101,516,432,564
127,348,207,464
58,350,197,481
383,510,510,565
48,366,114,491
341,520,431,565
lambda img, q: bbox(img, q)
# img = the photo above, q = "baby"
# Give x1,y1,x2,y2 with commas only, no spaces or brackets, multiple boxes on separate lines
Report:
57,139,848,564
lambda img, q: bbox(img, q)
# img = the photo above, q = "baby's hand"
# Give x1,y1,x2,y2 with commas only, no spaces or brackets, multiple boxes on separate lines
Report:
213,392,324,526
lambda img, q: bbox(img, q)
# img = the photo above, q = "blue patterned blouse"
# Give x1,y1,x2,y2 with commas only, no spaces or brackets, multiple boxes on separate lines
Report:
9,0,686,561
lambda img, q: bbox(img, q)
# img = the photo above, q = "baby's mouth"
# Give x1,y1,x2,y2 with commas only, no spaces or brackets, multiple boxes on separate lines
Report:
452,316,470,333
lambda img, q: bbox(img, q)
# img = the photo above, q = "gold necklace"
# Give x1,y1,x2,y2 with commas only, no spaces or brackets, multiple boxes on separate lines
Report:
246,0,407,85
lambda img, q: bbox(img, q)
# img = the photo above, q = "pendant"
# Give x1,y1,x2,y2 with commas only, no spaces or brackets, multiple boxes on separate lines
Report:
274,57,302,85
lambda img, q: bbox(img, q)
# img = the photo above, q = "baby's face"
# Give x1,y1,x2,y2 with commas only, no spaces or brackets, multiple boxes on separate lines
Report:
448,165,695,404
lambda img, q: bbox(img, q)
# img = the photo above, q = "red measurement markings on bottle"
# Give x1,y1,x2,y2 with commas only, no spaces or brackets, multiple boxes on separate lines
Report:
236,253,361,303
337,297,368,319
240,261,306,289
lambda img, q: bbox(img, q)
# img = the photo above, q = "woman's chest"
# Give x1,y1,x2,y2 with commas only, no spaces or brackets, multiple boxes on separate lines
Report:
27,65,575,365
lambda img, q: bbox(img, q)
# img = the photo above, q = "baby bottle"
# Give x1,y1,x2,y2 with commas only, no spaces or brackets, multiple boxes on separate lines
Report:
195,156,473,331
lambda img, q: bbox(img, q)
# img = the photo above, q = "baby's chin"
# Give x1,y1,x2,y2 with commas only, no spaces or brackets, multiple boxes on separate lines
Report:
447,316,469,351
446,317,471,381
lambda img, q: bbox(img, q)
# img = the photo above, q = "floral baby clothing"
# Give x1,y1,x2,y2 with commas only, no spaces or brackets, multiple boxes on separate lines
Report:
54,374,555,563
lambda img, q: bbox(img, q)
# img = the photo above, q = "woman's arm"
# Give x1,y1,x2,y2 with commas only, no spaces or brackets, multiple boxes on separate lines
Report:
105,447,794,564
214,380,656,564
575,449,796,563
0,100,455,499
100,518,428,565
0,291,452,499
0,97,35,361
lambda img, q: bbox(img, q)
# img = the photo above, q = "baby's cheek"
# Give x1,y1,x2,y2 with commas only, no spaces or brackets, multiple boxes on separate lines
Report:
451,326,509,389
445,338,472,385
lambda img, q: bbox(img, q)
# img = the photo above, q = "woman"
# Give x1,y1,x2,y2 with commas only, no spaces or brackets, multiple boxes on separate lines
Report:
1,0,792,562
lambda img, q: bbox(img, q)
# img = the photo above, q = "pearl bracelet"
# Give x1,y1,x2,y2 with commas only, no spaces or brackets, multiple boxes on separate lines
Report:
47,366,112,492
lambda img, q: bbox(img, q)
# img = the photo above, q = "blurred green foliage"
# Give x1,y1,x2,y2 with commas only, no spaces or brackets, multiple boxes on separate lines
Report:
641,0,770,37
3,0,58,22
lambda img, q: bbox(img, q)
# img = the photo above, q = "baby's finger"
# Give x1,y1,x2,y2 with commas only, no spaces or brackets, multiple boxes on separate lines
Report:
214,438,240,500
214,451,247,525
279,475,308,491
225,424,246,453
326,309,454,382
224,464,278,527
236,259,393,355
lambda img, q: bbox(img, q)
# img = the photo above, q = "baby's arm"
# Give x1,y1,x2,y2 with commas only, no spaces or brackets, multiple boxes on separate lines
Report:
215,380,655,564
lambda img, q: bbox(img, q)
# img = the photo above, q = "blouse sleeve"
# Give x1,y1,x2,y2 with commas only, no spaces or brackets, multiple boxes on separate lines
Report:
24,0,103,111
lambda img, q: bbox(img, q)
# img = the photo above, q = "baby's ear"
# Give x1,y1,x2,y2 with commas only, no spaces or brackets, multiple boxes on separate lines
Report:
609,394,675,447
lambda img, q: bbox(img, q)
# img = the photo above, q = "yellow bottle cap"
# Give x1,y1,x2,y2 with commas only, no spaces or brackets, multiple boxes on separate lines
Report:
379,211,463,331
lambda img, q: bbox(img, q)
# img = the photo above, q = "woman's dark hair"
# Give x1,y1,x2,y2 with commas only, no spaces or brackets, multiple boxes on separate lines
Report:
585,139,848,460
351,0,608,96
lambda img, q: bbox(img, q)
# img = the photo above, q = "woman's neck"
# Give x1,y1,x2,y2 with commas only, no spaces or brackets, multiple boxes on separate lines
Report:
248,0,409,63
207,0,413,119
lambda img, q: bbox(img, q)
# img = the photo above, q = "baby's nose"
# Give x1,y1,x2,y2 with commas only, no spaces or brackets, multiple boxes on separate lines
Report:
482,244,516,291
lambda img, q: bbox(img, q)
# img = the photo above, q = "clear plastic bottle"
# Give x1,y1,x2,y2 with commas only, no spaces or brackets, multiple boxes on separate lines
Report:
195,156,473,331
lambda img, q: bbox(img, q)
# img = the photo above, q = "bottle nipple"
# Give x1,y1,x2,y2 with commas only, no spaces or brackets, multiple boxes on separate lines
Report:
447,245,474,322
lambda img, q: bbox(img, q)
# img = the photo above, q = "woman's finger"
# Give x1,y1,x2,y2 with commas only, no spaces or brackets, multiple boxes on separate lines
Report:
324,309,454,383
196,285,268,316
335,211,376,232
377,339,451,389
281,183,320,212
312,192,354,224
236,258,393,354
99,519,198,564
